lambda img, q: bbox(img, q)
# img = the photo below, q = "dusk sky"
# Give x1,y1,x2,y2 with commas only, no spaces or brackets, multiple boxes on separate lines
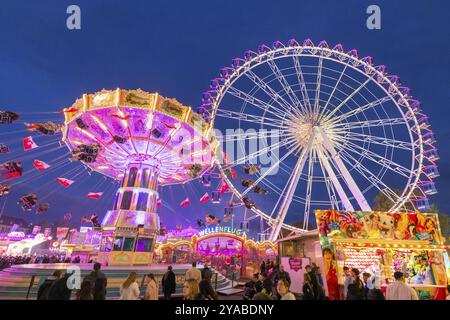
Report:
0,0,449,234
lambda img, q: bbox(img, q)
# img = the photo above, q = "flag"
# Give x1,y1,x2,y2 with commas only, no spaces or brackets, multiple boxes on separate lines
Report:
220,180,229,194
180,197,190,207
23,136,38,151
87,192,103,199
199,192,210,204
156,199,162,207
33,160,50,171
56,177,74,187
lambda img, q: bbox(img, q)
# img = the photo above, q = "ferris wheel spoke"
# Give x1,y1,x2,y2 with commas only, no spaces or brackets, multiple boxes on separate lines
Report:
226,86,288,119
269,131,314,241
318,61,349,121
241,147,296,197
316,145,354,211
317,127,371,211
330,95,392,124
317,149,340,210
313,57,323,116
266,59,305,117
218,129,288,144
292,56,313,115
224,139,290,168
215,108,286,128
336,139,413,178
323,78,372,122
338,149,402,204
244,69,297,117
337,132,413,151
302,149,315,230
333,117,406,130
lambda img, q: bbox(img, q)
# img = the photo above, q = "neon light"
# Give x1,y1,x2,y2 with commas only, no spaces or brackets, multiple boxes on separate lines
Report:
199,226,243,237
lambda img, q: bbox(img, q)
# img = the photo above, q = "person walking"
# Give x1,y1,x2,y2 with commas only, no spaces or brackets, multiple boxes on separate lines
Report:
37,270,62,300
386,271,419,300
201,263,213,283
144,273,159,300
119,272,140,300
277,264,291,287
185,261,201,283
86,262,107,300
162,265,176,300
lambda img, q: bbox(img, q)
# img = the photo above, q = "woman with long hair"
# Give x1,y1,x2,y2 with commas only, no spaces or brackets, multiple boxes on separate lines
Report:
120,272,140,300
144,273,159,300
76,278,94,300
198,279,218,300
182,279,199,300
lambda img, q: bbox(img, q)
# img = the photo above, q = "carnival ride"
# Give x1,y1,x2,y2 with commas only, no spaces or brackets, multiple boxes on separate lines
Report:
200,39,439,241
0,38,439,248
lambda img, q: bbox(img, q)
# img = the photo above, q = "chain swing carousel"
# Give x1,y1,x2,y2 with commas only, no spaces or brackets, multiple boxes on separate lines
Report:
61,89,217,265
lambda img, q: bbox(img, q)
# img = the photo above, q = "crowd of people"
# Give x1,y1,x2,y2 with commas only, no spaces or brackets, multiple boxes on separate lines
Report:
0,254,87,271
243,259,295,300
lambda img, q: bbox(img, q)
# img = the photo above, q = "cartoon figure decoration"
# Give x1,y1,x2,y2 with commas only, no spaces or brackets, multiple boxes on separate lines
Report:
0,111,19,124
315,210,443,244
242,196,256,209
197,218,205,228
71,143,101,163
1,161,23,180
0,184,10,196
17,193,38,211
24,121,61,135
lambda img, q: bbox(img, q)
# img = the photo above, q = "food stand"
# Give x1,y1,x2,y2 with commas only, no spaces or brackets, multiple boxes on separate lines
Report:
315,210,450,300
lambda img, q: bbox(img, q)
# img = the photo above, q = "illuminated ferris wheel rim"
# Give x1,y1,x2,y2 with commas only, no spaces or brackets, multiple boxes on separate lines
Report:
202,39,436,235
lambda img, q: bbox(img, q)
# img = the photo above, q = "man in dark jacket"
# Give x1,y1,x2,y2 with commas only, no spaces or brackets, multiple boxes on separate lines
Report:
277,264,291,287
47,272,73,300
86,263,107,300
162,265,176,300
201,263,213,283
37,270,62,300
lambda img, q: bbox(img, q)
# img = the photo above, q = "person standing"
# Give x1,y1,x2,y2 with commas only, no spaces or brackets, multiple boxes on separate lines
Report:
198,279,218,300
144,273,159,300
119,272,140,300
302,273,315,300
342,266,353,300
260,261,266,275
183,279,200,300
37,270,62,300
346,268,365,300
76,279,94,300
276,279,296,300
185,262,201,283
47,272,73,300
277,265,291,287
86,262,107,300
162,265,176,300
386,271,419,300
201,263,213,283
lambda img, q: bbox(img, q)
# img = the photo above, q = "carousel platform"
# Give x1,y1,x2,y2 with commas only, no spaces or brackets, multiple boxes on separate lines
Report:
0,263,236,300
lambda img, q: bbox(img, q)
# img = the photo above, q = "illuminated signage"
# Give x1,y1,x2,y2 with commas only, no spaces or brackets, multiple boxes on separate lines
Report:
199,226,243,237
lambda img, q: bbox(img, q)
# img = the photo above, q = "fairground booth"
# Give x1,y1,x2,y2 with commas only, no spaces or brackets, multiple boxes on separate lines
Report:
316,210,450,300
155,225,277,278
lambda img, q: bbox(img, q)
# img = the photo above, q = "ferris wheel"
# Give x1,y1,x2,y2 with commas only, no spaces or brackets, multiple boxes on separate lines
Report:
198,39,439,241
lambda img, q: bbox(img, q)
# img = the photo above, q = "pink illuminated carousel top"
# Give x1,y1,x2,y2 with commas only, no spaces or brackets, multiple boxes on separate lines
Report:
62,89,217,185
